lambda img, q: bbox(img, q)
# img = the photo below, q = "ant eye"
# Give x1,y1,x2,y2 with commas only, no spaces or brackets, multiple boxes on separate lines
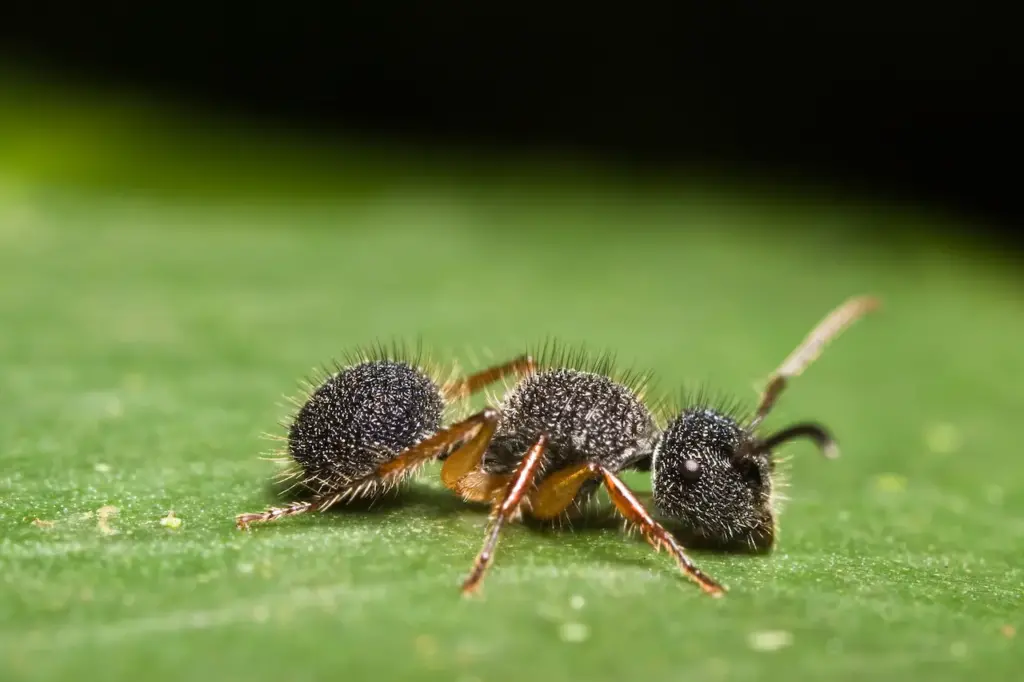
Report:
680,459,702,481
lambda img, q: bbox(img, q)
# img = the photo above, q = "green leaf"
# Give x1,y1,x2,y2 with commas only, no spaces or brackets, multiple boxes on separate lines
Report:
1,76,1021,682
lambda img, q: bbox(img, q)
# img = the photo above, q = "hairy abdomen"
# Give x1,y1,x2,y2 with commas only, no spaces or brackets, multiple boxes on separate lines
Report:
288,360,444,486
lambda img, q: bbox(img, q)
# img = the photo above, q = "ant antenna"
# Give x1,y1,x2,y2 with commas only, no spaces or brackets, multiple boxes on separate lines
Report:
749,295,880,430
754,422,839,459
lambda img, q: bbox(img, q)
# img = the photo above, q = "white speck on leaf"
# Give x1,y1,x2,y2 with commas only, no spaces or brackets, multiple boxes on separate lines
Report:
925,422,962,454
748,630,793,652
96,506,119,536
570,595,585,610
874,473,907,493
80,391,124,418
558,622,589,643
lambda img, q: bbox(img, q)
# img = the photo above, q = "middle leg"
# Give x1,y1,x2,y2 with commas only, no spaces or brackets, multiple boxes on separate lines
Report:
460,434,548,595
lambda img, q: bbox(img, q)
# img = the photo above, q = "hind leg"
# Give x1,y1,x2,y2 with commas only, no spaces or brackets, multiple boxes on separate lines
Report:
441,355,535,400
236,409,500,531
236,495,341,530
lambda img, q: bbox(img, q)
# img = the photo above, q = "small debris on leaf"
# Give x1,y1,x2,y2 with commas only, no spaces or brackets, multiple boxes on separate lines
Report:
160,510,183,529
558,622,590,643
874,473,907,493
414,634,438,661
1001,624,1016,638
924,422,962,454
748,630,793,652
96,505,119,535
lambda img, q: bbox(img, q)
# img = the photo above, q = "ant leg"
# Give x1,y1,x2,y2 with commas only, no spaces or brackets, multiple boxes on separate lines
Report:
441,355,535,401
235,494,340,530
756,422,838,459
595,464,726,596
438,409,502,500
375,408,498,483
237,409,499,530
435,354,531,498
461,434,548,595
751,295,880,428
528,461,597,520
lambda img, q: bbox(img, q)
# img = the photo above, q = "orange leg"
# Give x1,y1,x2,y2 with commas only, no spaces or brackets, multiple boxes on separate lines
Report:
236,409,498,531
376,409,498,479
441,355,535,401
438,409,500,497
236,495,339,530
236,409,502,531
529,461,597,520
528,461,725,596
461,434,548,595
446,470,511,505
597,465,725,596
380,353,530,491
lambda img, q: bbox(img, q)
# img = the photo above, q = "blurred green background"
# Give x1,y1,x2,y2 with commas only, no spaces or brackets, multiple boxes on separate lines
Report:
1,71,1021,682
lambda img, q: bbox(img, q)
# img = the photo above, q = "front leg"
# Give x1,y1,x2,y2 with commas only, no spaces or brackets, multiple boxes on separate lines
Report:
528,461,725,596
596,465,725,596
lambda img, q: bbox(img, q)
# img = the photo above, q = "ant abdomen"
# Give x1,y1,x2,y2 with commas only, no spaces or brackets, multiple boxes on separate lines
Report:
234,344,536,530
288,360,445,487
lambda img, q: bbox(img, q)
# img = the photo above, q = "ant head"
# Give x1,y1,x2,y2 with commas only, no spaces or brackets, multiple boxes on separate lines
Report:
651,407,776,551
647,294,877,551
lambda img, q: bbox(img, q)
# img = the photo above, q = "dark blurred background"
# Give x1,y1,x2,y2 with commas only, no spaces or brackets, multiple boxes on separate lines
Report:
1,4,1020,234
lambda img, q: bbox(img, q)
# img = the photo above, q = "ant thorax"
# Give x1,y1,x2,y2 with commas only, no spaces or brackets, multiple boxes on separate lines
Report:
481,368,657,476
288,360,445,489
